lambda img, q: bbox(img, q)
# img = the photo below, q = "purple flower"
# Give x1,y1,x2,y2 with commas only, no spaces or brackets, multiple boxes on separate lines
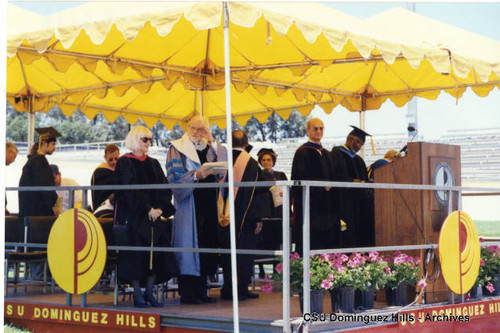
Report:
319,254,331,262
321,279,333,290
413,257,421,265
261,283,273,294
418,278,427,288
480,259,485,267
486,245,499,254
347,260,357,268
339,254,349,262
486,282,495,294
290,252,301,261
275,263,283,274
384,266,391,275
336,266,346,274
393,256,404,265
351,252,365,265
368,251,380,261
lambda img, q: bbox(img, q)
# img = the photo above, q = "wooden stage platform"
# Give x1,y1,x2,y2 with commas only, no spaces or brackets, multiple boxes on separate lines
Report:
4,283,500,332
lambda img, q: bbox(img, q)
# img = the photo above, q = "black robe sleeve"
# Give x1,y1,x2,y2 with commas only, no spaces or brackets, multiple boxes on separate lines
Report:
114,157,154,219
19,155,58,217
150,158,176,218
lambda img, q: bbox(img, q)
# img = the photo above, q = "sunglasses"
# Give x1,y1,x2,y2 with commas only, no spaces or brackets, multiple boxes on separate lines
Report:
141,137,153,143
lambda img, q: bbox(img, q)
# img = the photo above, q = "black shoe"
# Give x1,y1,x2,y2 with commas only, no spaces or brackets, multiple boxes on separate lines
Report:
221,292,248,301
244,291,259,299
199,296,217,304
133,295,150,308
180,296,202,304
144,293,163,307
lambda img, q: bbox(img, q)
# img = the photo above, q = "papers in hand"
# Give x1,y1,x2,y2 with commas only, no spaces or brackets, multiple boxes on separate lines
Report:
269,185,283,207
200,161,228,175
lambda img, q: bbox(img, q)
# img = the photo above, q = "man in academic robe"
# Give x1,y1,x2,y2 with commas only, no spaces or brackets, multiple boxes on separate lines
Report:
219,130,270,301
330,125,374,248
291,118,339,254
166,115,227,304
91,144,120,211
19,127,61,280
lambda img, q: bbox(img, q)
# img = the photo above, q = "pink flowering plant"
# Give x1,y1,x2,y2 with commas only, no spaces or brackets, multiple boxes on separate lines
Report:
322,253,367,290
476,244,500,290
359,251,389,291
269,253,333,293
383,251,421,289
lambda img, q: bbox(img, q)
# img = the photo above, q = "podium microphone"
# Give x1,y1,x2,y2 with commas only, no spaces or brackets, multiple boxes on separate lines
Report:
398,126,418,156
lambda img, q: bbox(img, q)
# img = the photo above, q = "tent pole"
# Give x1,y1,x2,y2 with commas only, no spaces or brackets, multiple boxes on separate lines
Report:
406,2,419,140
28,97,35,151
223,3,240,333
359,111,366,159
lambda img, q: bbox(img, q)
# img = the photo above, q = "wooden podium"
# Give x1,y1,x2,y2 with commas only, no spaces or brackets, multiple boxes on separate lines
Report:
374,142,461,303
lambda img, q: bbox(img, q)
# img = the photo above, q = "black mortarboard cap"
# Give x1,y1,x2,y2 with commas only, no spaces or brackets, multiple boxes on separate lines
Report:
257,148,277,158
35,127,61,143
349,125,371,143
257,148,278,165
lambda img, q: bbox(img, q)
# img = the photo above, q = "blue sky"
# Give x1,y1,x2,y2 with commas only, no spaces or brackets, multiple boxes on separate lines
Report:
8,1,500,139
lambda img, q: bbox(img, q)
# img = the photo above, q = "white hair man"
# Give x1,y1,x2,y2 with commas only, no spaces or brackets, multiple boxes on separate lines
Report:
166,115,227,304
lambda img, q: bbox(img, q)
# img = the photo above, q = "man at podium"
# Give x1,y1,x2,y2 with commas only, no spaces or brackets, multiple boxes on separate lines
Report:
330,126,374,248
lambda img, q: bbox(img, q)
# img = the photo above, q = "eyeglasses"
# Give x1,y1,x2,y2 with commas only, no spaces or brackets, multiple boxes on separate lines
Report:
141,137,153,143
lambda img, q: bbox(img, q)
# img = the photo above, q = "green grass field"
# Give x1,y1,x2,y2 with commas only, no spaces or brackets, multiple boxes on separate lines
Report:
474,220,500,237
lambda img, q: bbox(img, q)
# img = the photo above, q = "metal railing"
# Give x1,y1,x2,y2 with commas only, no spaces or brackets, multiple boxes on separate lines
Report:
5,181,500,333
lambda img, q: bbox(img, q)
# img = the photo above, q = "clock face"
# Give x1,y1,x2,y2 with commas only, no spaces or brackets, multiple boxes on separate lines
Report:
433,162,455,207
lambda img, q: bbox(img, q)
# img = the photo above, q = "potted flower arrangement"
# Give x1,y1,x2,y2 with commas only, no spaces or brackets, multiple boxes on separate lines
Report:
477,244,500,296
356,251,389,309
383,251,421,306
327,253,367,313
266,253,332,313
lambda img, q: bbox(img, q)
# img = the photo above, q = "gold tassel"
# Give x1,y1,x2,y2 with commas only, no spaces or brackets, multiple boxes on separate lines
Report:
149,227,154,270
370,137,377,155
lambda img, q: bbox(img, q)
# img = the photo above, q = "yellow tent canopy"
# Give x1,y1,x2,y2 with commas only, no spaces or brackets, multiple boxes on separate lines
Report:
7,2,500,129
364,8,500,99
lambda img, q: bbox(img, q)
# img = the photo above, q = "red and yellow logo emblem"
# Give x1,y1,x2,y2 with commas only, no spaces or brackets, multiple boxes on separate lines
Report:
48,208,107,294
438,210,480,295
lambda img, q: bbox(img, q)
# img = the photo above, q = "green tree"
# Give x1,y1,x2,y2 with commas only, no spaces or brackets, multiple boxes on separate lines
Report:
281,109,307,139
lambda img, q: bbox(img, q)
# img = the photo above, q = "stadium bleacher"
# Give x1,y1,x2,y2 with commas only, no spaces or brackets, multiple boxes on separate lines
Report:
251,129,500,182
11,129,500,182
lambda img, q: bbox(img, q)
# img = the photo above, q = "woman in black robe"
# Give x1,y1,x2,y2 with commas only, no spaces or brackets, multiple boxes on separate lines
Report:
256,148,288,277
114,126,176,308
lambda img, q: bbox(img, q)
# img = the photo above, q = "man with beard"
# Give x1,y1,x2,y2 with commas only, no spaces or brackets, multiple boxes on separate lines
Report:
291,118,339,254
330,125,374,248
166,115,227,304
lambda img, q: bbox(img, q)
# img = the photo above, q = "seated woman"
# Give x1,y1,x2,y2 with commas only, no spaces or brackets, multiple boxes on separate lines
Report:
256,148,288,278
114,126,177,308
91,144,120,211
